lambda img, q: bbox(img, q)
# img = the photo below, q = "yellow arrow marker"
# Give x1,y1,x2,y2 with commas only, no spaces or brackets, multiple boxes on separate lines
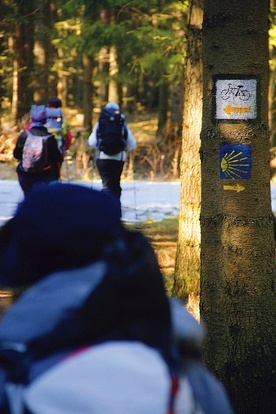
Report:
224,105,251,115
223,184,245,193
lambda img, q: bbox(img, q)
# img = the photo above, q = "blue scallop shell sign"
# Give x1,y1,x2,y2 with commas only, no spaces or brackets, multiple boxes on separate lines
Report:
220,144,252,179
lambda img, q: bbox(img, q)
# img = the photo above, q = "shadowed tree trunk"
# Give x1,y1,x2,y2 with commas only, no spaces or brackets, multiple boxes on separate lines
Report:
201,1,275,413
269,0,276,148
12,0,34,120
157,81,169,138
33,0,51,103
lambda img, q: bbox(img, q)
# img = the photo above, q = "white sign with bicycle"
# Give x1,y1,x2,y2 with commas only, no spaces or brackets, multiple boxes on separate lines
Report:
215,78,257,120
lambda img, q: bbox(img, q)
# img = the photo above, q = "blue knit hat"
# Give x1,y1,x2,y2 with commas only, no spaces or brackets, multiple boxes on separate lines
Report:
105,102,120,111
30,104,47,125
0,184,124,287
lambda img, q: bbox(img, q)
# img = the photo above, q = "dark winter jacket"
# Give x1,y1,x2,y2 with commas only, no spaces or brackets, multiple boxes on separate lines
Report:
0,233,175,413
0,259,234,414
0,184,233,413
13,126,63,180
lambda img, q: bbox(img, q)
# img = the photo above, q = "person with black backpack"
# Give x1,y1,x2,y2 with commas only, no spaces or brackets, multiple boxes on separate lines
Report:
88,102,136,214
13,105,63,197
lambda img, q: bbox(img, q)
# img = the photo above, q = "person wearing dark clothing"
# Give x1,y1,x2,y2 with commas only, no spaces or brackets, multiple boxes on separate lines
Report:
13,105,63,197
88,102,136,214
0,184,234,414
47,97,73,154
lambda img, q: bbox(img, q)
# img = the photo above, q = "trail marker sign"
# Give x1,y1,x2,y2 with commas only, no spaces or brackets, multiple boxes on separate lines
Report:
215,78,257,121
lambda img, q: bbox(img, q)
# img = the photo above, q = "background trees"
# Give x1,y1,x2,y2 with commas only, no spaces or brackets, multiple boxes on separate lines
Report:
0,0,186,134
0,1,276,411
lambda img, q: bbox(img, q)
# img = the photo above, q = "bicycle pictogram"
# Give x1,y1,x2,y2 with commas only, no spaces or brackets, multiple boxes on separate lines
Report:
220,83,251,102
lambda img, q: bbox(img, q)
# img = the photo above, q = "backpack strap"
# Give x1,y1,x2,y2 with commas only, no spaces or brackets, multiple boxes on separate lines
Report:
167,373,179,414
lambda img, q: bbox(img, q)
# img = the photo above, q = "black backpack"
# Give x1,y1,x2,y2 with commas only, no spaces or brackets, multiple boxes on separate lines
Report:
96,107,128,155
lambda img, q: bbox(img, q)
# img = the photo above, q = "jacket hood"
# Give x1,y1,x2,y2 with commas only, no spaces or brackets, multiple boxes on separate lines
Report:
0,231,171,358
0,184,123,287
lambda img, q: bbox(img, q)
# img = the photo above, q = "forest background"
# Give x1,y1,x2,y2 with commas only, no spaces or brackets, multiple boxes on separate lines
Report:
0,0,275,348
0,0,188,183
0,1,276,179
1,2,276,413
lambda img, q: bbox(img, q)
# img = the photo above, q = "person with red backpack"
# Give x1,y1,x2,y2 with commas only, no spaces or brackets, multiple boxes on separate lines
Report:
13,105,63,197
88,102,136,214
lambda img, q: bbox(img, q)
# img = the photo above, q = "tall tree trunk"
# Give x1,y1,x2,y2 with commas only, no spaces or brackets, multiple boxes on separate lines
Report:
269,0,276,148
82,54,94,131
10,35,19,122
169,82,184,140
98,47,109,104
201,1,275,413
56,47,68,106
12,0,34,120
157,81,169,138
174,0,203,304
108,46,119,103
124,84,136,113
33,0,51,103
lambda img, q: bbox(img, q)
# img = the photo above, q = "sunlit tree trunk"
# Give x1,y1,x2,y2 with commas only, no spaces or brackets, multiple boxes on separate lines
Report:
108,46,119,103
10,36,19,122
82,54,94,131
56,47,67,106
174,0,203,305
201,1,275,413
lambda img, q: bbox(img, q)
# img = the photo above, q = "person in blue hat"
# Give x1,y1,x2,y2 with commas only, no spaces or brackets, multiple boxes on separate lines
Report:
0,184,233,413
13,104,63,197
88,102,136,215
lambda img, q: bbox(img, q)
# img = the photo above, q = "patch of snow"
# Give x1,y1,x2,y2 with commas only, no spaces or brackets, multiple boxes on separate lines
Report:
0,180,275,226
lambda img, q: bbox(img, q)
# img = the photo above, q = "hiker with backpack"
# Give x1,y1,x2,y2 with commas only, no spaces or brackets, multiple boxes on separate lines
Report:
0,184,233,414
88,102,136,214
46,97,73,156
13,104,63,197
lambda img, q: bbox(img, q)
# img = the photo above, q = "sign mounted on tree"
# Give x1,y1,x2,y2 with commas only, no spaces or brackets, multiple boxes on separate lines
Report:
214,76,258,121
220,144,252,180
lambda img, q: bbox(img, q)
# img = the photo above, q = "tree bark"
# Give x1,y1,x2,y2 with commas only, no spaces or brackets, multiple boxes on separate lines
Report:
82,54,94,131
12,0,34,120
108,46,119,103
157,81,169,137
201,1,275,412
33,0,51,104
174,0,203,303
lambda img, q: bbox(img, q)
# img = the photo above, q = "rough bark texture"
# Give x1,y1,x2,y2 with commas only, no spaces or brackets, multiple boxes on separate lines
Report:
201,1,276,413
12,1,34,119
82,54,94,131
174,0,203,302
33,0,51,104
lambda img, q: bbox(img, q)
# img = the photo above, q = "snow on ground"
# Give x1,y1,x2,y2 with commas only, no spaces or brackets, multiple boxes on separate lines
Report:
0,179,276,227
0,180,181,226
